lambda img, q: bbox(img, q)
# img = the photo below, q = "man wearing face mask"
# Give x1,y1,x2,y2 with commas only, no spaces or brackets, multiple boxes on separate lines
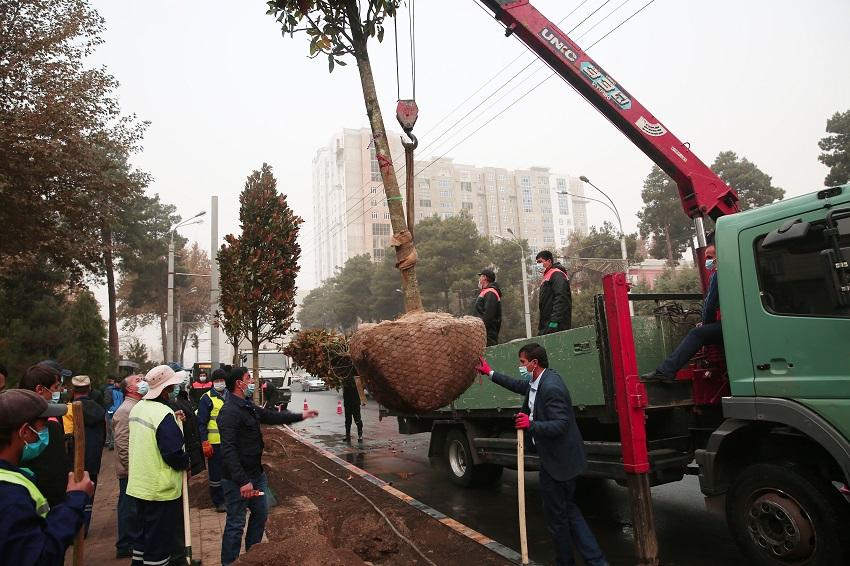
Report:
535,250,572,335
474,268,502,346
643,237,722,384
217,367,319,565
127,365,190,566
18,363,70,508
0,389,96,563
198,368,228,512
475,345,607,566
112,374,145,558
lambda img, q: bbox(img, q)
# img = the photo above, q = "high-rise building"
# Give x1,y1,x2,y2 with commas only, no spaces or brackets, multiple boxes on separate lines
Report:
312,128,589,284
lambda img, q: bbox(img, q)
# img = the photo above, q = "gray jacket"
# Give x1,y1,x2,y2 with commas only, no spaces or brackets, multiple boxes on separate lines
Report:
112,396,140,479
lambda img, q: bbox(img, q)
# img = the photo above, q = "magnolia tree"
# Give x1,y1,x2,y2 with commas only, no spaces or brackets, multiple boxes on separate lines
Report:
266,0,423,312
218,164,302,381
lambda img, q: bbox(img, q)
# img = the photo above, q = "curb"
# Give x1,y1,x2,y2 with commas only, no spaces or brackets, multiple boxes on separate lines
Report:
276,425,540,566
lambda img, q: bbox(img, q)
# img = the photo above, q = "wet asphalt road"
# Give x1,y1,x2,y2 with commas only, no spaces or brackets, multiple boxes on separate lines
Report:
284,389,747,566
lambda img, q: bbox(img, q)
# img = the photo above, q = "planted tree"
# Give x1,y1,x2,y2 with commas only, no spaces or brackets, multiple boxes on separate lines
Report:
266,0,423,312
218,164,302,381
818,109,850,186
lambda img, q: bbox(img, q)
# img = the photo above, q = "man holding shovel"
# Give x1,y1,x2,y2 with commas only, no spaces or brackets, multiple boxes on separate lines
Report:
476,344,607,566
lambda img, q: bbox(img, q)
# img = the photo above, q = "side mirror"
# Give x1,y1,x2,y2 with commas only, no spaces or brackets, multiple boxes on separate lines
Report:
761,218,810,248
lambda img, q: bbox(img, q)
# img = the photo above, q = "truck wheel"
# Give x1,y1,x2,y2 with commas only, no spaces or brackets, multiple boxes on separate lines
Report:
726,463,850,566
444,429,503,487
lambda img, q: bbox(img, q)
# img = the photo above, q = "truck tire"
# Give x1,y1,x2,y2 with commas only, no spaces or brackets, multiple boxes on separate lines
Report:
444,429,503,488
726,462,850,566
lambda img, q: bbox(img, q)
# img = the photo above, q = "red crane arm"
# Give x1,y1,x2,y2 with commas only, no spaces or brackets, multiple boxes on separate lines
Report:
478,0,739,221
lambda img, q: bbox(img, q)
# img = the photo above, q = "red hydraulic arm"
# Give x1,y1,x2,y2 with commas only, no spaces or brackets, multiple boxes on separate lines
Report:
478,0,739,222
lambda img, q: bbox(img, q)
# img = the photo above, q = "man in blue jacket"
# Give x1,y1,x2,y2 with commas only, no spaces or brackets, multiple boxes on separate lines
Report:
643,240,721,383
476,344,607,566
0,389,95,564
217,367,318,566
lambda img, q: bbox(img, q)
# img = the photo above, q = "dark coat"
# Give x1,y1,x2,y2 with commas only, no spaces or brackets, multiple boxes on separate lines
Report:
703,271,719,324
170,394,206,476
69,396,105,477
218,394,304,487
491,368,587,482
28,418,70,507
474,283,502,346
538,263,572,334
342,379,360,409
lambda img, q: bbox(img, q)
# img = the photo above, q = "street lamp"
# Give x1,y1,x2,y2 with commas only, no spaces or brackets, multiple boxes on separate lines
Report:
167,211,206,363
496,230,532,339
565,175,628,262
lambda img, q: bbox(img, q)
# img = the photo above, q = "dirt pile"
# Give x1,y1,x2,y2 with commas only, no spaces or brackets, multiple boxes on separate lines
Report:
187,469,213,509
349,311,486,413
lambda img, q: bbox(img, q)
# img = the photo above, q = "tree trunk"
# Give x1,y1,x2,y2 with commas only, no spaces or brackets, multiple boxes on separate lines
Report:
251,340,260,405
345,0,423,313
102,226,120,372
663,224,675,266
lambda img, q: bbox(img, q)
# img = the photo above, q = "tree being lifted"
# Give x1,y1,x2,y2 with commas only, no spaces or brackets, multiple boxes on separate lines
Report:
266,1,485,413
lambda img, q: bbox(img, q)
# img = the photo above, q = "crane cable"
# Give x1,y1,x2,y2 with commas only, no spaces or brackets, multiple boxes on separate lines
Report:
393,0,416,100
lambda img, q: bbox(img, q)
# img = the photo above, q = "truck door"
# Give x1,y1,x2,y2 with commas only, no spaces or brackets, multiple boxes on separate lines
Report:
740,211,850,401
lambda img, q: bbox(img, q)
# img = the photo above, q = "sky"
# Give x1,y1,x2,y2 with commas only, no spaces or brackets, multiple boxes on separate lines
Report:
86,0,850,360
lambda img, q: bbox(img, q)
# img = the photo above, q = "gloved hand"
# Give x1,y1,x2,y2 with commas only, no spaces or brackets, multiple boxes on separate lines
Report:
548,322,559,330
202,440,213,459
474,356,492,375
515,413,531,430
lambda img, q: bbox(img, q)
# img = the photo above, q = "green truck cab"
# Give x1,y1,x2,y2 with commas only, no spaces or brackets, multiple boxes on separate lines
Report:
388,184,850,565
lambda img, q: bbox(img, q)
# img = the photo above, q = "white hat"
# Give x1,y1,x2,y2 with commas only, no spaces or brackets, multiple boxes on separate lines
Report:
143,365,183,400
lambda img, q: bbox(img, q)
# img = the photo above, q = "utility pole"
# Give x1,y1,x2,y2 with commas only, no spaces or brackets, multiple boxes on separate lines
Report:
167,234,175,363
210,196,220,368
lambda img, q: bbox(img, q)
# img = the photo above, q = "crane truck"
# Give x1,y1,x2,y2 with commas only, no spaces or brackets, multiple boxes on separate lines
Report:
385,1,850,565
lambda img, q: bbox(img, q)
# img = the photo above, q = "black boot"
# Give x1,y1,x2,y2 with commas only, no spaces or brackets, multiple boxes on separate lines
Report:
344,427,351,442
357,422,363,442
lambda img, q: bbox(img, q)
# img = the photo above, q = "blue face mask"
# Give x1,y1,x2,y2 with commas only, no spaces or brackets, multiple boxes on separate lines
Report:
518,366,530,379
705,258,716,271
51,391,61,403
21,425,50,462
137,381,149,396
246,383,256,397
168,385,180,401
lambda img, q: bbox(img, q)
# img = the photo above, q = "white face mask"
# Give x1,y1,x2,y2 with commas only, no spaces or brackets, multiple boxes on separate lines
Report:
213,381,226,392
534,263,546,274
137,381,150,396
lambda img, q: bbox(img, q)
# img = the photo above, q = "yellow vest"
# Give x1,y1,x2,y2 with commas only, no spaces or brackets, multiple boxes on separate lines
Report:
62,404,74,435
126,400,183,501
0,468,50,517
202,391,224,445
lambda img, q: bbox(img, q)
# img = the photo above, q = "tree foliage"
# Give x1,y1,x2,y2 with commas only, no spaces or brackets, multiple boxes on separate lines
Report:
60,291,108,379
0,0,148,283
123,338,156,374
711,151,784,211
218,164,302,379
818,109,850,186
282,328,351,389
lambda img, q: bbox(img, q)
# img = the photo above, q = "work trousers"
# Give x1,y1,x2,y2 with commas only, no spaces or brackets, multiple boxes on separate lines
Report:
221,472,269,566
208,443,225,506
344,404,363,438
539,468,607,566
657,321,723,378
132,497,181,566
116,477,142,556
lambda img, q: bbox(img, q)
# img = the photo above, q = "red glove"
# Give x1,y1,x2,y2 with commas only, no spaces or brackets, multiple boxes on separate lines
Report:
475,356,492,375
514,413,531,430
202,441,213,459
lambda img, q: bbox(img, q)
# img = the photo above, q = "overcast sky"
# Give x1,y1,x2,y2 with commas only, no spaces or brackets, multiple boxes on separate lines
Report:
87,0,850,359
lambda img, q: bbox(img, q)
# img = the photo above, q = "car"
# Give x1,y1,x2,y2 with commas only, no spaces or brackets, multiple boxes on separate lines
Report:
300,376,327,392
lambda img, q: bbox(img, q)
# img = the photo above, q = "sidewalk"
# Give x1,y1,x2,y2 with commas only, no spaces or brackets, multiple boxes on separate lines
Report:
65,449,227,565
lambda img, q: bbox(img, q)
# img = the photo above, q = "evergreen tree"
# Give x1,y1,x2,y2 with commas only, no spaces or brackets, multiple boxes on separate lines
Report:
818,109,850,186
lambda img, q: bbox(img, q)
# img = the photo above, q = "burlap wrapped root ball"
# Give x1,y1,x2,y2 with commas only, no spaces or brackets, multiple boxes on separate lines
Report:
349,311,486,413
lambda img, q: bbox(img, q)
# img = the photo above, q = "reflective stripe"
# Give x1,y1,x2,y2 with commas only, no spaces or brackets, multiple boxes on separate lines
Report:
478,287,501,300
143,558,171,566
128,416,157,431
202,391,224,445
0,468,50,517
208,480,222,487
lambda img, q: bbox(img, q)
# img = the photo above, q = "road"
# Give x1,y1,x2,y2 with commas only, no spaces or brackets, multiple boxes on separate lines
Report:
283,388,746,566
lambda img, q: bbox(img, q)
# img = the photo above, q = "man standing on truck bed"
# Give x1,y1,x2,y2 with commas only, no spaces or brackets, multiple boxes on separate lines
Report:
476,344,607,566
474,267,502,346
643,237,721,383
535,250,572,334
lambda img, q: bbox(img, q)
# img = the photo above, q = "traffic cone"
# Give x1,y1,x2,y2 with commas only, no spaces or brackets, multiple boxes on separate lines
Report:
337,399,343,415
303,398,309,411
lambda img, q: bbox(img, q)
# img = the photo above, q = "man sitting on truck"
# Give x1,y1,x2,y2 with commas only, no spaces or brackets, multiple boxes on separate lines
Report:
643,239,722,383
475,344,608,566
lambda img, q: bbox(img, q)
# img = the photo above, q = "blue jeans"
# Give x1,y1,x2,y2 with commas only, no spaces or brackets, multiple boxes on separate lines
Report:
221,472,269,565
539,469,607,566
657,321,723,377
116,477,141,555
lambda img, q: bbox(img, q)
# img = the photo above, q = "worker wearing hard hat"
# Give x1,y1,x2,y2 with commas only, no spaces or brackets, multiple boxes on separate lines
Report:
126,365,190,566
0,389,95,563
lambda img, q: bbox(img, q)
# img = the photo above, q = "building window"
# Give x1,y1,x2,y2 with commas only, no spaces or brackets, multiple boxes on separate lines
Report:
419,179,430,189
462,201,473,210
372,223,391,236
556,178,567,190
497,174,506,182
537,177,548,187
440,189,452,198
461,181,472,192
370,187,378,193
522,188,533,213
438,179,451,189
373,248,385,259
384,212,390,219
420,199,432,208
371,212,378,219
558,193,570,215
441,202,452,209
520,176,531,188
370,147,381,182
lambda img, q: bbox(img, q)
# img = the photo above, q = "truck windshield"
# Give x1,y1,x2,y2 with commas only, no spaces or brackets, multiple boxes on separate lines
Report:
257,352,287,369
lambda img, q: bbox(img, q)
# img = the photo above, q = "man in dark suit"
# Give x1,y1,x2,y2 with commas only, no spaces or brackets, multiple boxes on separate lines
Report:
476,343,607,566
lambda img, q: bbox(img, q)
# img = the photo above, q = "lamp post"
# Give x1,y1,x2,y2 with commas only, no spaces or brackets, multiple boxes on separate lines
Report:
167,211,206,363
578,175,628,262
496,230,532,339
